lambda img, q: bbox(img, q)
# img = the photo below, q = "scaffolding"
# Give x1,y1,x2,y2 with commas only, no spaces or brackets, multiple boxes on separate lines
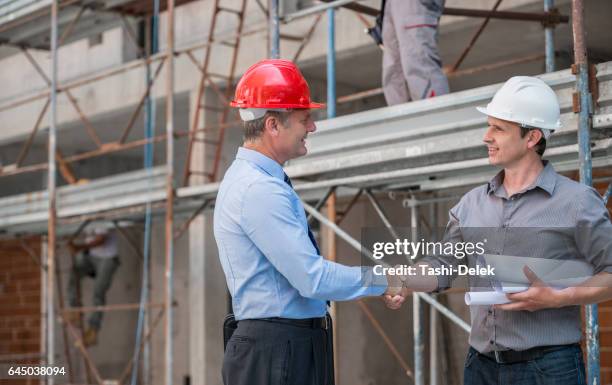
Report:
0,0,609,384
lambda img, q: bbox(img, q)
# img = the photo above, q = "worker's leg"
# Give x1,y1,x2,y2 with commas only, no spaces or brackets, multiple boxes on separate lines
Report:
89,256,120,330
393,0,449,100
382,0,410,105
401,25,449,99
67,251,95,307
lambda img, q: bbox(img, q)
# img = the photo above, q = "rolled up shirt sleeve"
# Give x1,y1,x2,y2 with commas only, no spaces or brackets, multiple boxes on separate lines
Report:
241,180,387,301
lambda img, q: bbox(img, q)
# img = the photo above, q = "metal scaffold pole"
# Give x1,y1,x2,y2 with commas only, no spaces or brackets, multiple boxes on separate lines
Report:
411,199,425,385
270,0,280,58
429,201,439,385
47,2,59,384
165,0,176,384
327,7,336,119
544,0,555,72
571,0,598,384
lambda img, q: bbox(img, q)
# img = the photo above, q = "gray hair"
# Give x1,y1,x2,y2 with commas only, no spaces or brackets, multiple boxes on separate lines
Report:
243,110,293,141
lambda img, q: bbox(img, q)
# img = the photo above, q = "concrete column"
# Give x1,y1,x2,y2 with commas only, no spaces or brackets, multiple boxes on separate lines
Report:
187,88,228,385
150,222,189,385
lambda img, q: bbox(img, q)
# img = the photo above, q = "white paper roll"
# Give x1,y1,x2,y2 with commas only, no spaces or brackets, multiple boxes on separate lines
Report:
464,291,511,305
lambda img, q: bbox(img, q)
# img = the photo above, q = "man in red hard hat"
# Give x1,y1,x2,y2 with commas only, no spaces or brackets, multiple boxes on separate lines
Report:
214,59,404,385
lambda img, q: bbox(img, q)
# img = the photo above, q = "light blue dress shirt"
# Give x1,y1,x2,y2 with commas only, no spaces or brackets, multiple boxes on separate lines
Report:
214,147,387,320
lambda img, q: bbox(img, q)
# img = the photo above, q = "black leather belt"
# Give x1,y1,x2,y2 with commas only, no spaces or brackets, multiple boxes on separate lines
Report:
256,316,329,330
479,343,579,364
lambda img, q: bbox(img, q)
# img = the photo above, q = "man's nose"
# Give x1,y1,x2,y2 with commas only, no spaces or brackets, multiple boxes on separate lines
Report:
308,121,317,133
483,126,494,143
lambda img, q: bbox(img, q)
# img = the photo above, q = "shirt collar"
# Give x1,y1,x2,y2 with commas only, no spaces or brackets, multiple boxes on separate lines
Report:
487,160,556,196
236,147,285,181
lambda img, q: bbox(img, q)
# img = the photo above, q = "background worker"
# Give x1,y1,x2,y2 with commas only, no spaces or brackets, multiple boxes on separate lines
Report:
382,0,449,104
214,59,402,385
67,222,120,346
385,76,612,385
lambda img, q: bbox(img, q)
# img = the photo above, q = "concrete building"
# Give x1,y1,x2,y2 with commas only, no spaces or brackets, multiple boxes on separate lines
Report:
0,1,611,385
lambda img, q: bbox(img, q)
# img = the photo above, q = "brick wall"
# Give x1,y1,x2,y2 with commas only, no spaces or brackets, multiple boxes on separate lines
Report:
0,237,41,385
599,301,612,385
594,169,612,385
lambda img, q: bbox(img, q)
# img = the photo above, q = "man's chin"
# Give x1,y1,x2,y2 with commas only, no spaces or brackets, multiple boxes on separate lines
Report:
289,148,308,160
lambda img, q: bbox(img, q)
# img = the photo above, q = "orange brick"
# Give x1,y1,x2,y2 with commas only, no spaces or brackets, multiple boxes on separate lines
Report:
600,330,612,346
9,271,40,281
19,293,40,306
8,341,39,354
17,281,40,292
0,306,40,317
1,281,19,294
602,300,612,308
600,369,612,385
9,265,41,276
599,310,612,326
601,350,612,367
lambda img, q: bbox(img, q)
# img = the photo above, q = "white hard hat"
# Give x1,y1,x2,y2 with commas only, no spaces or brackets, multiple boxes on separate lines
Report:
477,76,561,140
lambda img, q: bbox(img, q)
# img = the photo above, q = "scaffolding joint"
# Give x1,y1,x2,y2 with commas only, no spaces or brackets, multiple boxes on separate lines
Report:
541,8,562,28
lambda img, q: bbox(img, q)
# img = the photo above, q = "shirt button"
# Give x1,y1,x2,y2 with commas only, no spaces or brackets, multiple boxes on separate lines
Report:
488,310,493,315
489,340,494,345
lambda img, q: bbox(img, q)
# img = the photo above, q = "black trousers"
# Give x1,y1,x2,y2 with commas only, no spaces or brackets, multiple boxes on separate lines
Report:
222,318,334,385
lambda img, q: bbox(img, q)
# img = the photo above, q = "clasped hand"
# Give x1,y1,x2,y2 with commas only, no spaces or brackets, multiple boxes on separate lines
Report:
383,272,411,310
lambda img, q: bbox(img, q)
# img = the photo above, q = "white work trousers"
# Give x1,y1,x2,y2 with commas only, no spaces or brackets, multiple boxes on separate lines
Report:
382,0,449,105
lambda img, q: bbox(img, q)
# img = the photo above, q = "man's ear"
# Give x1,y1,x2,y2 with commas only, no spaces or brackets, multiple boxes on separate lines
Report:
526,129,543,150
264,115,279,137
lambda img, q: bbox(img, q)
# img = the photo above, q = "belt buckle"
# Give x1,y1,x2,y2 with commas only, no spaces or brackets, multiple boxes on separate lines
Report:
494,351,503,364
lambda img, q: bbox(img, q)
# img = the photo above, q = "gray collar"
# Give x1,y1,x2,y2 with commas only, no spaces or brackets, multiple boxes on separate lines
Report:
487,160,556,197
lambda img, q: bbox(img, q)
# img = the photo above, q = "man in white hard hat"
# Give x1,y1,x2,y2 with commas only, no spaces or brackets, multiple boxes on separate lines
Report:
384,76,612,385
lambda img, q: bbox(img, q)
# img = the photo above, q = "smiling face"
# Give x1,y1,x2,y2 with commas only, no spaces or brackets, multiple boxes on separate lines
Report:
483,116,542,167
272,109,316,162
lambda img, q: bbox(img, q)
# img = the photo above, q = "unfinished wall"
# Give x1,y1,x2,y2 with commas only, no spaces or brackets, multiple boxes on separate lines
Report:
150,223,191,385
0,237,41,385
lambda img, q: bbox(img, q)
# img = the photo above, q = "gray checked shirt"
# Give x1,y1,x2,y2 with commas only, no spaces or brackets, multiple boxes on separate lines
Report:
423,161,612,353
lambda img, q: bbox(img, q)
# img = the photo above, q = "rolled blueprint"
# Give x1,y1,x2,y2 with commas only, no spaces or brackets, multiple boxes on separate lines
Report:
465,285,528,306
464,254,593,306
465,291,511,306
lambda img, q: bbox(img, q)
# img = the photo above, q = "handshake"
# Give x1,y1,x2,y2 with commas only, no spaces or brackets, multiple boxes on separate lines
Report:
381,262,438,310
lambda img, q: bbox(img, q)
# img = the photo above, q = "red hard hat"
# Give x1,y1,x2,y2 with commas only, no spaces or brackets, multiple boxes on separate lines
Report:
230,59,324,109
